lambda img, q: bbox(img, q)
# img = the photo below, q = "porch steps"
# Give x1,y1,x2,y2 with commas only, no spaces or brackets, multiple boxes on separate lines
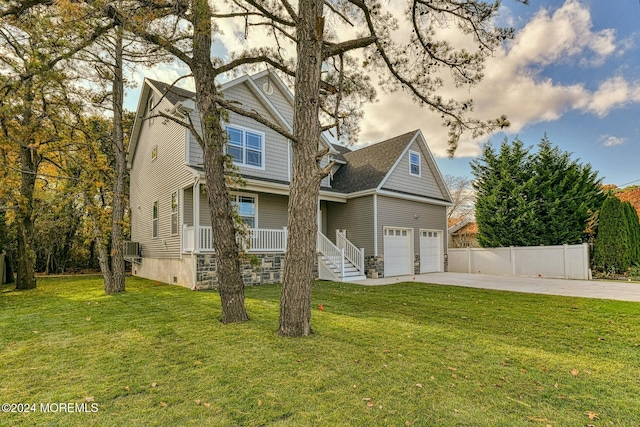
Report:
320,255,366,282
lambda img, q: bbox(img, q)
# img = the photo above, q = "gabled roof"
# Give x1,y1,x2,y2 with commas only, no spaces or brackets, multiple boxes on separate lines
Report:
147,79,195,104
330,131,417,193
129,72,338,168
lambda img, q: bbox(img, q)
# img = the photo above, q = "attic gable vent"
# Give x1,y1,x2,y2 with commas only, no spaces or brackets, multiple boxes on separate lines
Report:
262,81,274,95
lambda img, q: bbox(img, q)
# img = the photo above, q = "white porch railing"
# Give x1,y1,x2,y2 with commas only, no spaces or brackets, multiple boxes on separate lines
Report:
239,228,288,252
183,226,288,253
336,230,365,276
317,232,344,278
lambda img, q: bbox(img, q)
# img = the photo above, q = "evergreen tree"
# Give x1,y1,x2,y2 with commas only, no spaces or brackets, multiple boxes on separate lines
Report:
622,201,640,266
472,136,604,248
594,196,632,273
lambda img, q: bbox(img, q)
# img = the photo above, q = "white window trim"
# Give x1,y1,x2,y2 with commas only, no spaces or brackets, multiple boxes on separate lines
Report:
170,191,179,236
226,124,266,171
230,191,259,229
409,149,421,177
152,200,159,239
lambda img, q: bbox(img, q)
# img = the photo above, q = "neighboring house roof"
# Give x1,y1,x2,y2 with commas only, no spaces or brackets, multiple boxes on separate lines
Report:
448,218,476,234
455,222,478,235
448,217,464,228
331,131,416,193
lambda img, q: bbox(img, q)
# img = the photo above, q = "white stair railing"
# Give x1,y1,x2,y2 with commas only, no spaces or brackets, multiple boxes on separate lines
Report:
336,230,365,275
317,232,344,278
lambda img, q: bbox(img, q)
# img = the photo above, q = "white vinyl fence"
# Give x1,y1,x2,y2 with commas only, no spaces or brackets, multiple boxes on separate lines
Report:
448,243,591,280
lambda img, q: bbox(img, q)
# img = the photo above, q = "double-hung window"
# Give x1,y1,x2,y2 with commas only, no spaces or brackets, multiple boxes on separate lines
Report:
226,125,264,168
170,192,179,235
231,194,256,228
152,200,159,238
409,150,421,177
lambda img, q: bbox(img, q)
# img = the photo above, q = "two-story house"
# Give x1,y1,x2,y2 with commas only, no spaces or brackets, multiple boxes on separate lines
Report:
126,71,453,289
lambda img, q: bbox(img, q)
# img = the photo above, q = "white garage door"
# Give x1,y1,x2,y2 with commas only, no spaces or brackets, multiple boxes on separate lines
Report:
384,227,412,276
420,230,441,273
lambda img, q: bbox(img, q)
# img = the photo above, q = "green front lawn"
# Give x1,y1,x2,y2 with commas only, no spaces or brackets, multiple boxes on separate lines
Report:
1,276,639,426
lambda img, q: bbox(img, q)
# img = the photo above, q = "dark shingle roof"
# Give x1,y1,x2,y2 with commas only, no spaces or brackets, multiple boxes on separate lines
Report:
330,144,352,163
331,130,417,193
147,79,195,105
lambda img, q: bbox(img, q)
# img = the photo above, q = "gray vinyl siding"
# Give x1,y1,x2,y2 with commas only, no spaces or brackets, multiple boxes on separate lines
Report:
186,82,291,182
320,152,331,188
183,187,194,227
184,189,288,229
325,196,374,256
376,195,447,256
253,74,294,125
187,110,203,167
129,93,193,259
198,186,211,227
257,193,288,229
382,139,446,199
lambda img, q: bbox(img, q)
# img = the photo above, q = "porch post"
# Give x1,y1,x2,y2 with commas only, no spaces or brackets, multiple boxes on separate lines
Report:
194,180,200,252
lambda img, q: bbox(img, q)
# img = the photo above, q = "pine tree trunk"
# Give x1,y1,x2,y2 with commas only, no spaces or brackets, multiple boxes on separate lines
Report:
106,26,126,295
279,0,325,337
15,82,39,291
192,0,247,323
95,226,114,291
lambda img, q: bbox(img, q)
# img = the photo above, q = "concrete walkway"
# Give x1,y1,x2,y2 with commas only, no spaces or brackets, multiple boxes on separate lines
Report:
351,272,640,302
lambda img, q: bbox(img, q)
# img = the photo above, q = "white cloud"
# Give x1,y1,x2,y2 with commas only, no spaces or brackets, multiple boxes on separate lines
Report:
600,135,626,147
358,0,640,159
586,76,640,117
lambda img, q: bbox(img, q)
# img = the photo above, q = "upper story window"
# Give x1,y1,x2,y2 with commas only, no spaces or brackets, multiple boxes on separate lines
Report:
226,125,265,169
409,150,421,177
151,145,158,161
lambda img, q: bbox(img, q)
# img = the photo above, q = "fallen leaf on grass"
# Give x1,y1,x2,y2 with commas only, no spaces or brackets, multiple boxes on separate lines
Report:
554,383,559,389
571,369,579,376
447,367,457,371
125,386,131,392
451,374,457,379
85,396,94,402
203,403,211,407
405,422,412,426
160,402,167,407
520,368,528,373
415,383,423,388
257,400,262,407
585,411,599,421
429,376,435,381
366,402,374,408
86,317,91,321
194,360,202,365
151,382,157,388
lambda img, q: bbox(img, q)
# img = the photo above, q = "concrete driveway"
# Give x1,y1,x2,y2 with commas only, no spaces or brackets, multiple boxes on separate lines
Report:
351,272,640,302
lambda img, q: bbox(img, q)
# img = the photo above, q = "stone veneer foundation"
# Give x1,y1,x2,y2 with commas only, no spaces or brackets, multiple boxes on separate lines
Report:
195,252,317,290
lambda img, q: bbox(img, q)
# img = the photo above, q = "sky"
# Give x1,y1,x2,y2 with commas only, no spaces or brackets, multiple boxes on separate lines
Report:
125,0,640,188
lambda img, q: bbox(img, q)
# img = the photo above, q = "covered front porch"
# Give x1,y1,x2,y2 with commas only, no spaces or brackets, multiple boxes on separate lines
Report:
182,225,288,253
180,182,365,282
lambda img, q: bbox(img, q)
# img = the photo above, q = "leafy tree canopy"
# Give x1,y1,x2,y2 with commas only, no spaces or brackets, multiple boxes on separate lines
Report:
471,135,604,247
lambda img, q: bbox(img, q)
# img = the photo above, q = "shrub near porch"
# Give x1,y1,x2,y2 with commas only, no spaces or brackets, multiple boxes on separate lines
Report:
1,276,639,426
